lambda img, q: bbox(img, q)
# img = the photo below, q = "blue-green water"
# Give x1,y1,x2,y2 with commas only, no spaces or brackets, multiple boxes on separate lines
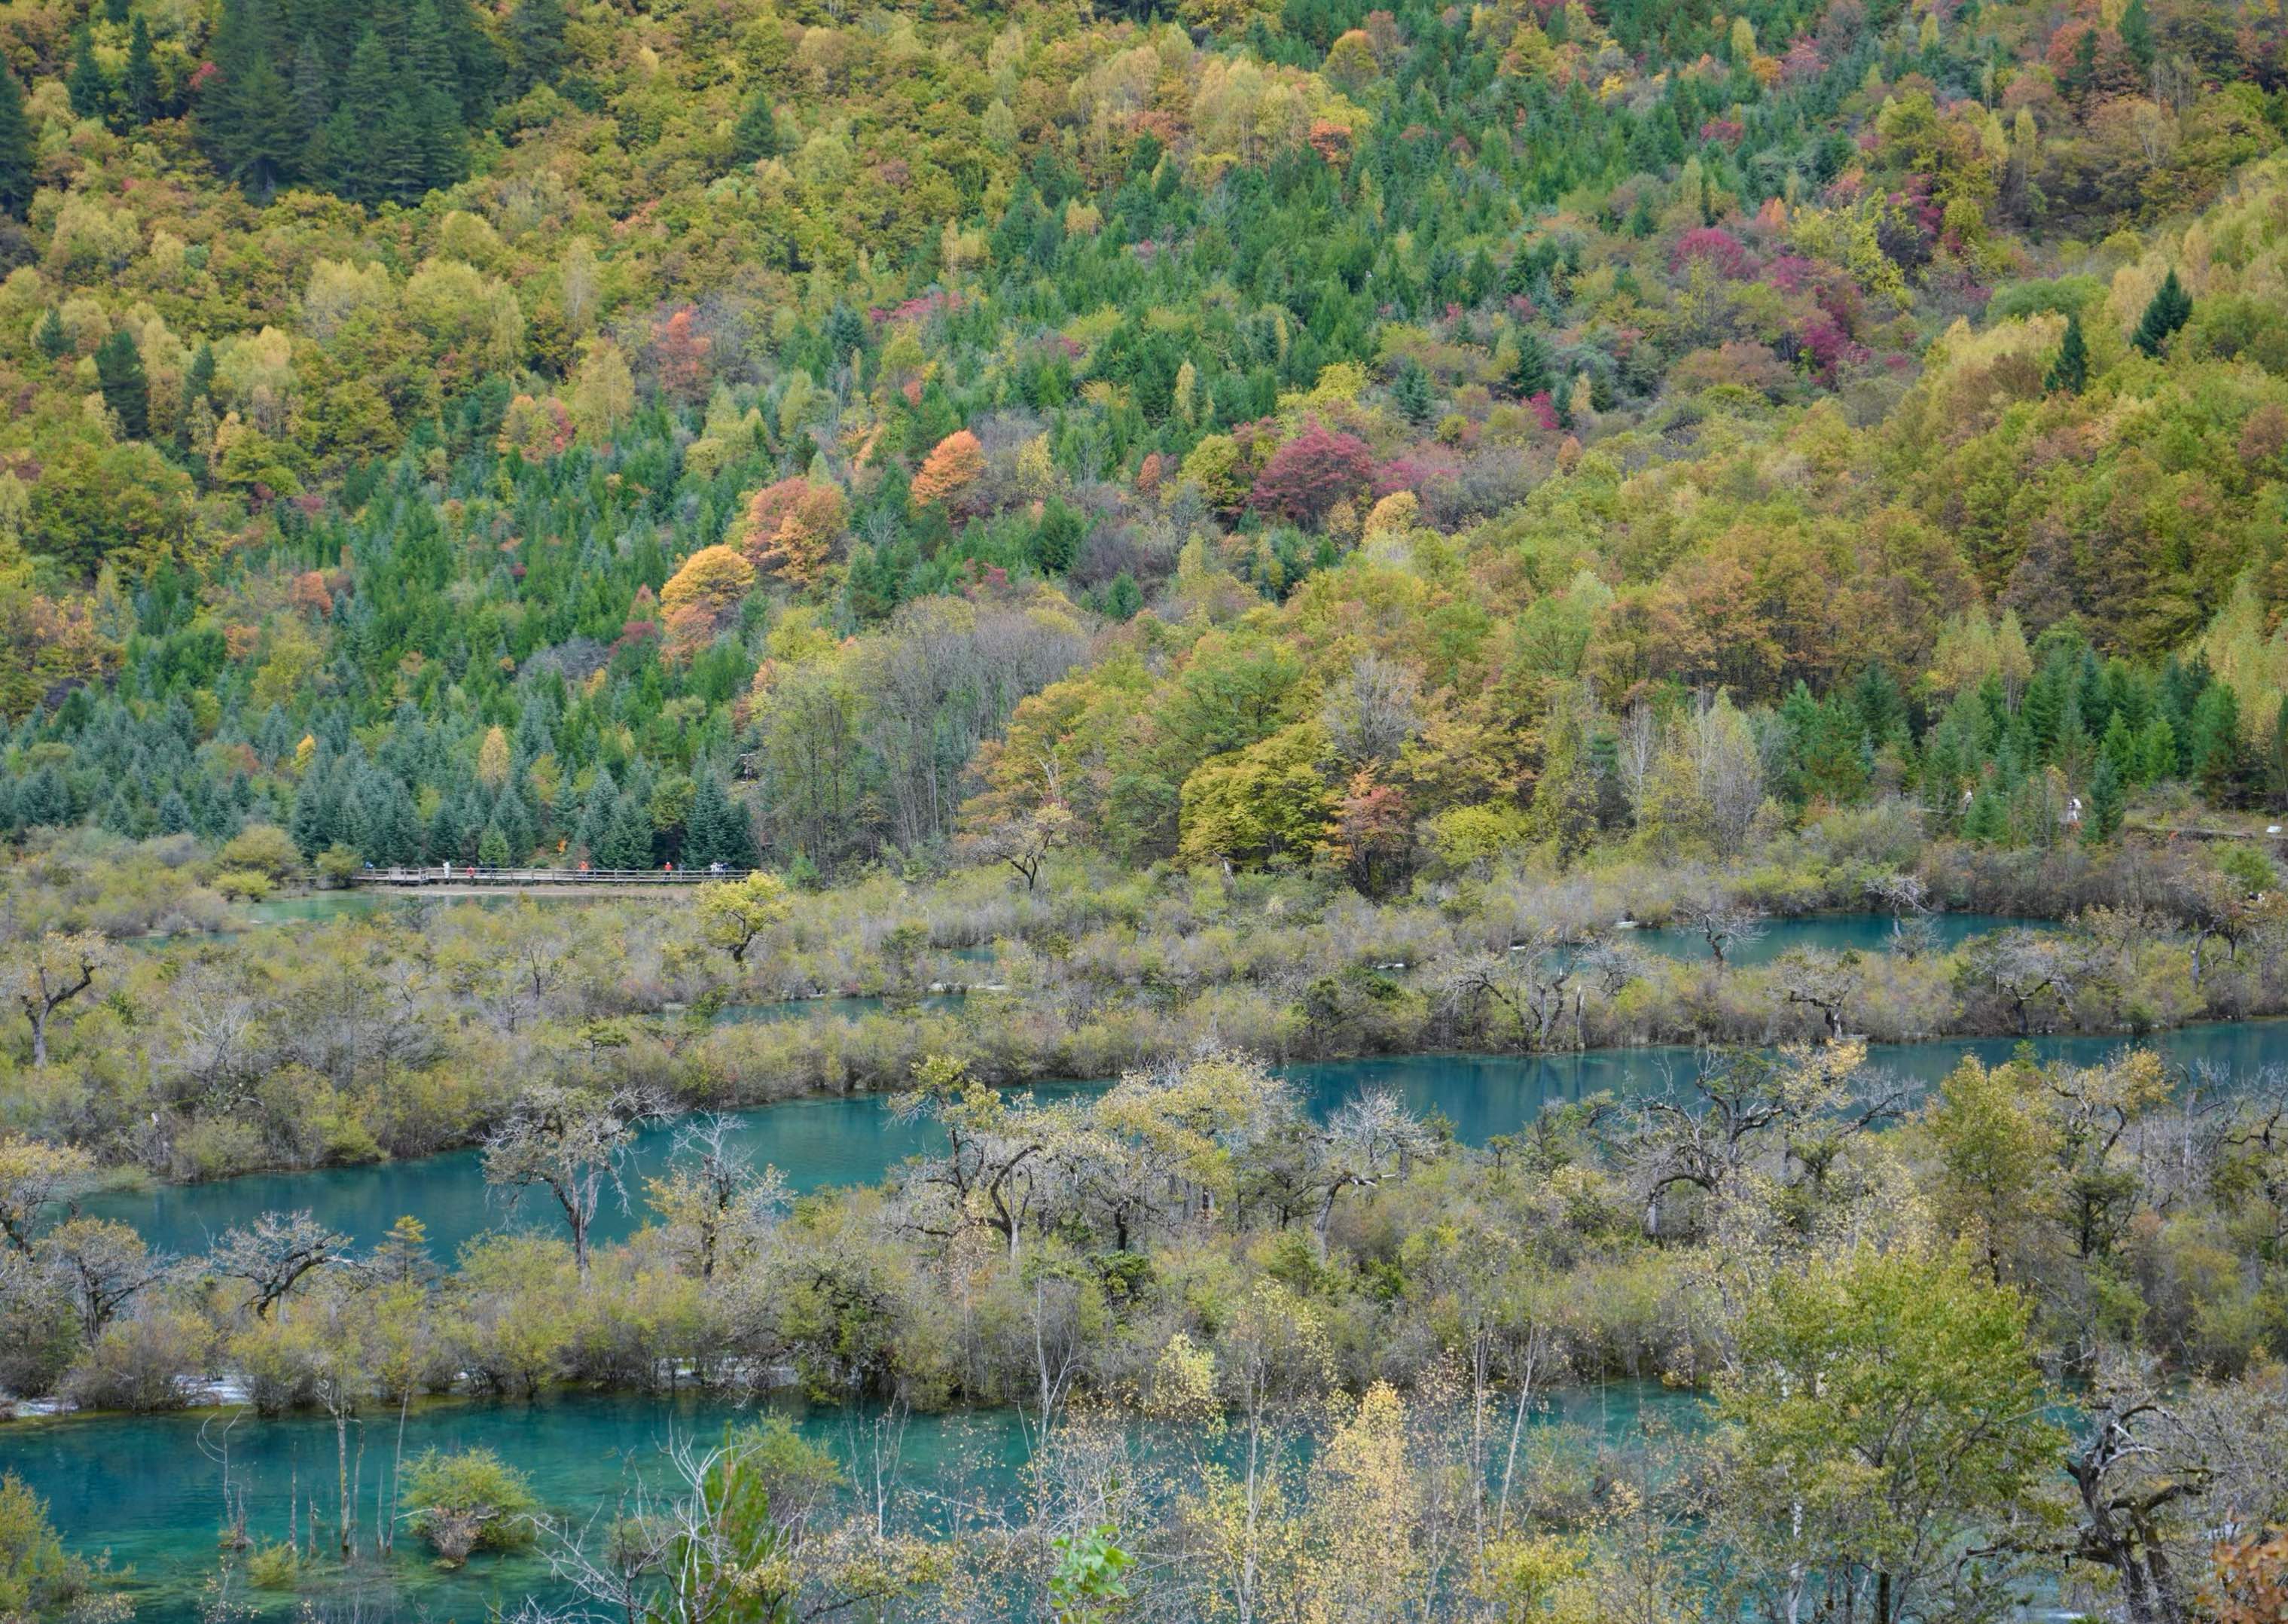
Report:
2,1391,1028,1622
1625,911,2033,965
0,1379,1691,1623
20,909,2216,1624
79,1022,2280,1263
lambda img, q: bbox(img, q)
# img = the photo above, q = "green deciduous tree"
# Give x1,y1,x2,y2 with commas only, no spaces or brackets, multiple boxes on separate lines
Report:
1713,1245,2061,1624
695,869,789,964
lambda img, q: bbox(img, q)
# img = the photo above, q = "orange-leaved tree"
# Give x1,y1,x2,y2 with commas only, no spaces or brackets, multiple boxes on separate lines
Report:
659,545,755,656
737,477,847,588
911,429,984,513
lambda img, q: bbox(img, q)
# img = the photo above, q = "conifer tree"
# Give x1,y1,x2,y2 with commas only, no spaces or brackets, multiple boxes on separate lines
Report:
2268,696,2288,812
287,34,329,151
597,793,655,870
34,309,69,361
205,4,302,203
2132,270,2191,358
731,87,783,165
125,18,160,126
390,0,470,201
2082,755,2123,844
1508,328,1554,398
94,328,150,439
575,769,619,858
508,0,568,94
182,343,215,407
2044,310,2087,394
2119,0,2154,74
0,68,31,220
477,823,511,867
2189,684,2244,803
69,33,111,126
1033,501,1085,575
325,30,392,203
1392,359,1435,425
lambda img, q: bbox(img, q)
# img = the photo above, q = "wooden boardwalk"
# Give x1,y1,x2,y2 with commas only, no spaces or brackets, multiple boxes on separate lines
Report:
352,867,748,889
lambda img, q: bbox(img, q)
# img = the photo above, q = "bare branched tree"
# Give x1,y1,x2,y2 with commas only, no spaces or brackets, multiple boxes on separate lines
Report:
483,1081,663,1278
207,1210,351,1318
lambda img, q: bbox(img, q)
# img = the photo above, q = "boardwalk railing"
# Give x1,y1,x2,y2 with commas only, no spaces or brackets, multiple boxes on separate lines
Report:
354,867,752,888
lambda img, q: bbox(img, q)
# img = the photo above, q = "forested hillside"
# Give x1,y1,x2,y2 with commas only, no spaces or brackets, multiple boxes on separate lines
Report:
0,0,2285,879
15,5,2288,1619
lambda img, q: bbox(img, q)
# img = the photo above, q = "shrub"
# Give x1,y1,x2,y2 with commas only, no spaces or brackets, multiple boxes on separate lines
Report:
401,1448,538,1565
212,869,273,901
246,1542,300,1589
65,1310,208,1412
217,824,301,882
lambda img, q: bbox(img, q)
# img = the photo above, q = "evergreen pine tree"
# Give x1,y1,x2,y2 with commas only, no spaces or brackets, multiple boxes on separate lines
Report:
287,33,330,151
2083,756,2124,844
184,341,216,405
94,328,150,439
716,789,758,869
1963,786,2006,843
2118,0,2154,74
732,87,787,164
598,792,655,869
2190,684,2244,803
221,48,301,195
2268,696,2288,812
2044,310,2087,394
34,309,69,361
1508,328,1554,398
389,785,423,865
1033,501,1085,575
1392,359,1435,426
575,768,618,857
68,32,114,127
0,68,32,221
477,823,511,867
2132,270,2192,358
426,798,465,863
507,0,568,94
2100,712,2138,782
125,17,160,126
2063,28,2098,102
682,773,726,866
491,784,532,858
1850,663,1908,745
2137,717,2177,783
325,30,393,203
397,0,468,198
289,768,340,856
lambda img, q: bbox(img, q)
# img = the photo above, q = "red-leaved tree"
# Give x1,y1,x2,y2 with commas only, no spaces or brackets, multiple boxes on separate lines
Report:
1248,420,1374,527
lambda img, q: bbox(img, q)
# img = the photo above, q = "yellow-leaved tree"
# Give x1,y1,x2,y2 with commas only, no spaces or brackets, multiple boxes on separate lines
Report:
737,477,847,588
659,546,755,656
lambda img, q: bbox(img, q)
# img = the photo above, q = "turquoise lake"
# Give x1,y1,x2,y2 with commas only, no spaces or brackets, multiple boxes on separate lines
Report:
0,1379,1689,1622
16,911,2238,1621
